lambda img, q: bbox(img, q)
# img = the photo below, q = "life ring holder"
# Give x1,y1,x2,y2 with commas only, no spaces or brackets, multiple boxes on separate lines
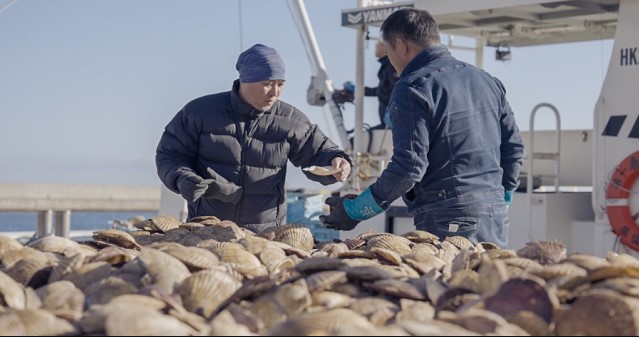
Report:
607,151,639,252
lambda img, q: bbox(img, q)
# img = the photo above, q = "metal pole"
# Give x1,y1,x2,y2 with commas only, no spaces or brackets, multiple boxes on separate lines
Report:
353,21,366,191
289,0,351,151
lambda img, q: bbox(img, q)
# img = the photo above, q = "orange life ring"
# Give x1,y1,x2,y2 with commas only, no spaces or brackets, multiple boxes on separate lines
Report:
607,151,639,252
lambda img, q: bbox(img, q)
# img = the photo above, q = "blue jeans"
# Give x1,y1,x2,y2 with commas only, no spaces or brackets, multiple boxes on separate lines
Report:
412,193,509,248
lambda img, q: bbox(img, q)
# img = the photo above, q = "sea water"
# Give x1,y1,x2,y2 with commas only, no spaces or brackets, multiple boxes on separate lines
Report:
0,211,158,232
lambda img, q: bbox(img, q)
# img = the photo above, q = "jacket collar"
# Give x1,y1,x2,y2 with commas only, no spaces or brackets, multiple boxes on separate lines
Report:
401,44,452,77
230,79,267,118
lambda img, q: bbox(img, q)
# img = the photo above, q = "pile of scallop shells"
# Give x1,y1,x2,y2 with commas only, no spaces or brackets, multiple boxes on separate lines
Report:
2,214,639,336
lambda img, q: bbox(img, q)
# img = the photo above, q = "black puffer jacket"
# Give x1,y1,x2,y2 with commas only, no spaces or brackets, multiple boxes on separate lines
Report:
156,80,350,230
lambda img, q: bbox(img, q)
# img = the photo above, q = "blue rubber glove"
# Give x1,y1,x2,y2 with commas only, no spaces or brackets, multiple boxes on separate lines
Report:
319,188,384,231
383,109,392,129
504,189,515,205
343,81,355,93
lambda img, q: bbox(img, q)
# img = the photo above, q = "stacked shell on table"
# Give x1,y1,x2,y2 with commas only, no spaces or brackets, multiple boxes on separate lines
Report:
1,214,639,336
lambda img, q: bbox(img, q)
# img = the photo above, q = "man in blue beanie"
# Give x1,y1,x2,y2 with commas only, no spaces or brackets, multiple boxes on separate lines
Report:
156,43,352,233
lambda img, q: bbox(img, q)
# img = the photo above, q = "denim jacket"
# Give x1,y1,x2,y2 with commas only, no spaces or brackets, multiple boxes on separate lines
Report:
369,44,524,215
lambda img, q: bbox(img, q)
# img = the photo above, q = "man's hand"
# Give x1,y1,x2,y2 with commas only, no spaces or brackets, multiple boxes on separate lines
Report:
319,195,361,231
331,157,351,182
177,173,211,203
205,168,243,204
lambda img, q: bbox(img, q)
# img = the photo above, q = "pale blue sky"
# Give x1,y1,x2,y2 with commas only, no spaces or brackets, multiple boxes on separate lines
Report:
0,0,612,188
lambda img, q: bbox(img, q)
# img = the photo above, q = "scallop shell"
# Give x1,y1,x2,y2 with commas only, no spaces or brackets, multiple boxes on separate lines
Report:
503,310,552,336
154,244,220,271
395,298,436,323
310,290,355,309
403,254,446,274
484,277,554,323
440,308,526,335
503,257,544,273
209,243,263,270
350,297,399,318
483,248,518,260
258,247,287,272
84,276,139,307
138,247,191,295
176,269,242,318
272,224,315,251
0,310,26,335
565,253,610,271
337,249,377,259
5,257,52,288
0,270,26,309
478,257,510,297
533,262,587,281
179,221,205,230
161,227,191,242
36,280,85,320
587,264,639,283
369,247,402,265
445,235,476,251
305,270,348,292
0,235,24,255
92,229,141,250
434,287,481,312
555,289,638,336
238,235,284,255
294,256,347,273
26,236,80,255
607,252,639,267
189,215,221,224
88,245,138,266
268,308,379,335
5,308,78,336
447,269,480,293
516,240,567,265
476,241,500,252
149,214,182,233
48,252,86,284
366,234,413,255
594,277,639,297
343,238,366,249
317,242,349,257
343,265,393,282
302,165,341,176
398,319,482,336
365,278,425,300
410,242,440,256
104,304,195,336
401,230,440,243
62,261,113,292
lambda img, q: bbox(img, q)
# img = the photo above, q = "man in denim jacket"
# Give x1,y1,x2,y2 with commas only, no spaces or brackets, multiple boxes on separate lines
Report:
320,8,524,248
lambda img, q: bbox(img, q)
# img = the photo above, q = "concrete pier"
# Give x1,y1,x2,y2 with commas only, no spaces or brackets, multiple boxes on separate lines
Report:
0,183,161,239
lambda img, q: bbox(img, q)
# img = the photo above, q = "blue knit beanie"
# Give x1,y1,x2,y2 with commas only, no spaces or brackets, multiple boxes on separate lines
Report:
236,44,286,83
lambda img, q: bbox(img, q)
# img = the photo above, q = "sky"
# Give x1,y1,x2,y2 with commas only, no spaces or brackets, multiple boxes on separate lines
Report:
0,0,613,190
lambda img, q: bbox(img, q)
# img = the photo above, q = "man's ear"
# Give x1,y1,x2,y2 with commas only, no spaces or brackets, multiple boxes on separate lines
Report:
398,38,411,56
